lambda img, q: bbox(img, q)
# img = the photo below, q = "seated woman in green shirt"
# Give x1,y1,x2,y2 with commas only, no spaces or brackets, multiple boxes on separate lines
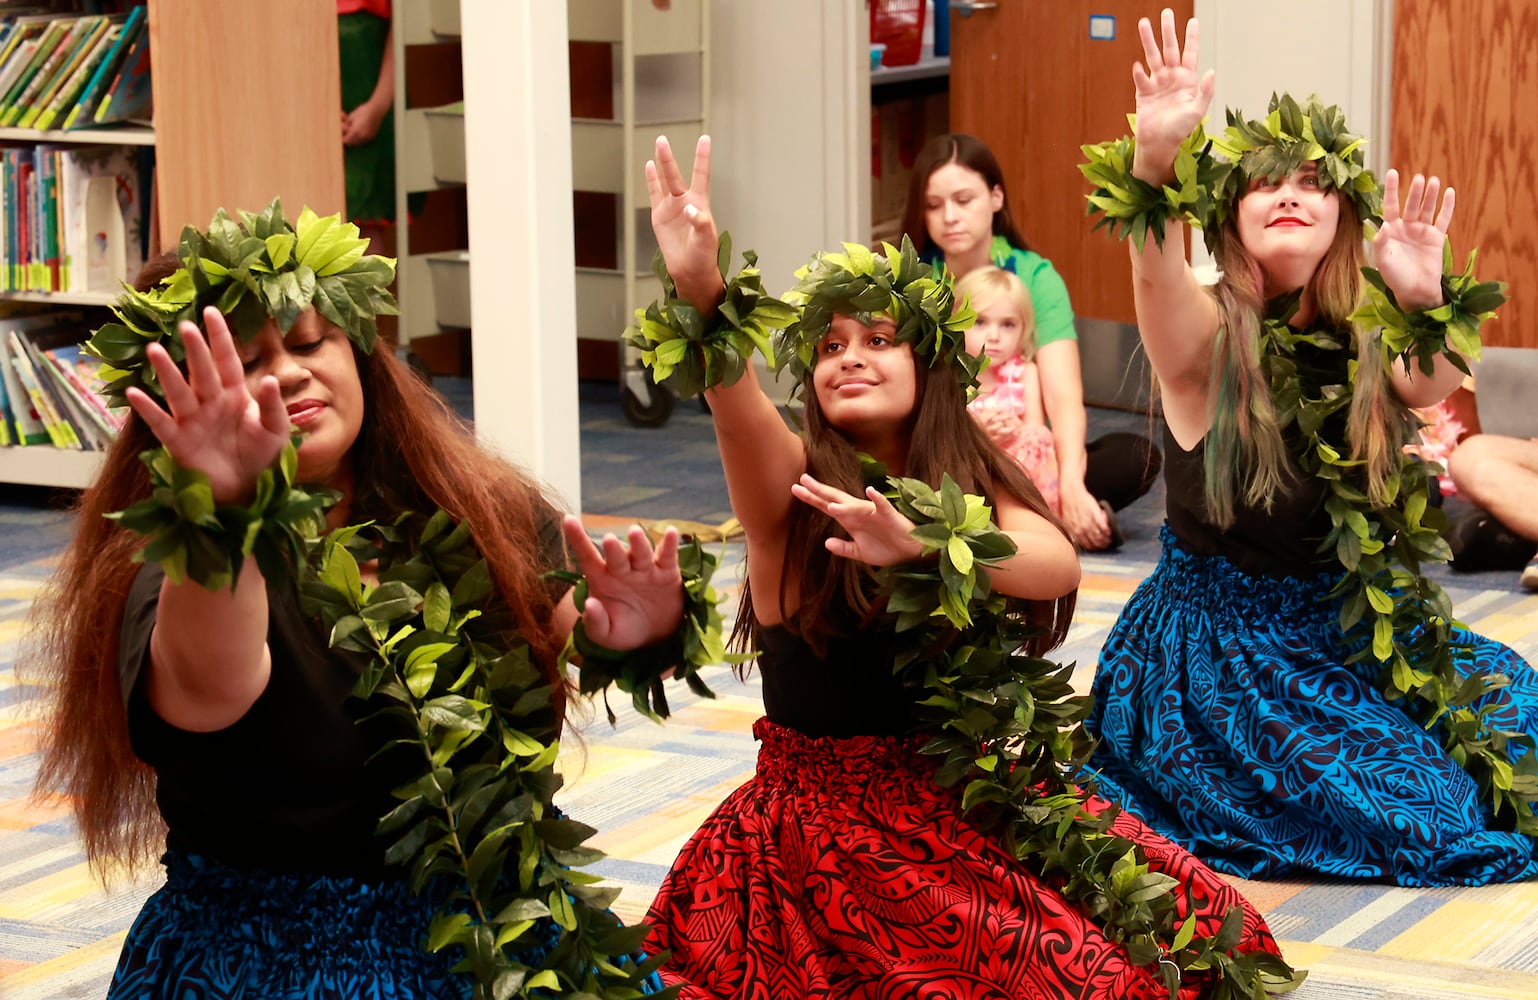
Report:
903,133,1160,551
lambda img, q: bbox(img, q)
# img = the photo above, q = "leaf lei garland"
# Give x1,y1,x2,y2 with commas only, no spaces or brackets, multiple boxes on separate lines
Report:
299,512,678,999
86,198,398,408
108,439,333,591
550,536,744,724
1081,93,1382,259
1267,279,1538,837
1080,120,1225,253
623,233,799,398
110,452,737,998
877,475,1303,999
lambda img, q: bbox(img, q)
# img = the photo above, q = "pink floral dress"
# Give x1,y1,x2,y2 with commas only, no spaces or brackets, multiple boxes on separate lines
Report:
968,357,1061,514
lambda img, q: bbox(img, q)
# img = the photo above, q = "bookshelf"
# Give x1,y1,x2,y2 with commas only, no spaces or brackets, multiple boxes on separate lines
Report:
0,0,343,491
569,0,708,427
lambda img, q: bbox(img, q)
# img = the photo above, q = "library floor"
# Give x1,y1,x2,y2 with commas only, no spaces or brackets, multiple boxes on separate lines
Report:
2,381,1537,998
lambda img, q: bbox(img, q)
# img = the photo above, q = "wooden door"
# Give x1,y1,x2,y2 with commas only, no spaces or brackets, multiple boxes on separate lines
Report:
948,0,1192,325
1392,0,1538,350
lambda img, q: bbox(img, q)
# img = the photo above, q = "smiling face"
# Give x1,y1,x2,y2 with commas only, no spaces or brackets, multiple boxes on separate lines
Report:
811,314,918,440
1235,162,1342,288
923,162,1005,263
236,309,365,488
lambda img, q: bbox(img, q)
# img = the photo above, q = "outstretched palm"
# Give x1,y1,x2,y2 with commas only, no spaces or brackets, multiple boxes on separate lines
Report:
790,475,924,567
561,517,684,650
124,307,291,505
1375,168,1454,310
645,135,723,309
1133,10,1214,153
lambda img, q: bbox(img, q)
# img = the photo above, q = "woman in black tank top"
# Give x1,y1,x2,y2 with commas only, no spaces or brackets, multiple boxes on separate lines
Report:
633,131,1287,998
1083,9,1538,888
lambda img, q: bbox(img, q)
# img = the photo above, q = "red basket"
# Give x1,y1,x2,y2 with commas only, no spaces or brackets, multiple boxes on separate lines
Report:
871,0,926,67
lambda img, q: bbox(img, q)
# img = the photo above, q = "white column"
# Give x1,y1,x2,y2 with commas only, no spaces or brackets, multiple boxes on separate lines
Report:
460,0,582,512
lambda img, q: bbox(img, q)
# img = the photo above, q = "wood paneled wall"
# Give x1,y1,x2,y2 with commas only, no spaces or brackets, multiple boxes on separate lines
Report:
1392,0,1538,349
149,1,345,241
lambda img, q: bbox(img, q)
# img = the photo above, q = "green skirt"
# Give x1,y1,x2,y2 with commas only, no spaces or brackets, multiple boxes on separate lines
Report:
339,11,396,224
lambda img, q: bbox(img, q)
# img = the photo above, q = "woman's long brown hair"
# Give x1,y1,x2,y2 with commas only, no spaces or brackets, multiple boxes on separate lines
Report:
27,259,567,881
733,347,1076,665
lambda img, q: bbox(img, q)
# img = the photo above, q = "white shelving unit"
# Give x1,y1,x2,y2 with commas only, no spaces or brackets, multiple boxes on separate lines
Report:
569,0,708,426
391,0,466,347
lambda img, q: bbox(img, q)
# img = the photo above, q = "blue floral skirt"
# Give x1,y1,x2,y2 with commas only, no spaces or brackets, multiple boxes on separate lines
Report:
108,850,662,998
1086,526,1538,887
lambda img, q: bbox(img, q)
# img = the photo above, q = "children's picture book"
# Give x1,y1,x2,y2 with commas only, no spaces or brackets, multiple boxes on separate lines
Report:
62,4,142,129
91,9,149,125
55,144,145,293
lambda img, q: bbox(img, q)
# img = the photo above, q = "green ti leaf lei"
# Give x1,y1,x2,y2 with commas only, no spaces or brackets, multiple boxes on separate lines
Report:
86,198,398,408
1081,93,1383,259
110,452,744,998
298,511,678,999
876,475,1305,999
1272,271,1538,837
550,537,746,724
623,232,799,398
107,439,333,591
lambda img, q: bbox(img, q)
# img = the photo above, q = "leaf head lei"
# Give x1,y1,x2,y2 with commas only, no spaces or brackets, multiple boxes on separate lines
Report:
84,198,398,408
1204,92,1383,257
774,235,983,398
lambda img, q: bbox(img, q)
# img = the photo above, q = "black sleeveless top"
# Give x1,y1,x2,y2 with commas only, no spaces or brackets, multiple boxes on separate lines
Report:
758,623,918,738
1163,425,1336,578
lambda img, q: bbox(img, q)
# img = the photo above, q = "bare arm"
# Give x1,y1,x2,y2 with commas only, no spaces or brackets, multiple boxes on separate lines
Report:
1020,361,1046,426
124,309,292,732
989,488,1082,599
1035,340,1108,548
149,566,272,731
1128,11,1222,444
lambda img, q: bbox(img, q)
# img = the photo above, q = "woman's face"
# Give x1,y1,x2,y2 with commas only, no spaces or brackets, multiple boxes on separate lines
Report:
923,162,1004,262
1235,163,1341,284
237,309,365,488
963,291,1026,369
812,314,918,437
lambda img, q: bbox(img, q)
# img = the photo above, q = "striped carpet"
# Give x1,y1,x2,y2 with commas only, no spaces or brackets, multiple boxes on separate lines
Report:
4,523,1537,998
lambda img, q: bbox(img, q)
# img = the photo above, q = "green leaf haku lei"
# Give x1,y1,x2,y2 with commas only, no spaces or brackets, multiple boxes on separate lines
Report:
85,198,398,407
881,476,1303,998
1081,95,1538,836
624,234,983,399
1080,94,1383,257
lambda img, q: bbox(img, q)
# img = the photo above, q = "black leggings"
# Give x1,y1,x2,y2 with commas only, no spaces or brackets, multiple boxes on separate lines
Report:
1084,432,1162,511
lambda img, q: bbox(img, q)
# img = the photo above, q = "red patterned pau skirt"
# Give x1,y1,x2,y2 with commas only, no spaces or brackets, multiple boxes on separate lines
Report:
646,718,1280,999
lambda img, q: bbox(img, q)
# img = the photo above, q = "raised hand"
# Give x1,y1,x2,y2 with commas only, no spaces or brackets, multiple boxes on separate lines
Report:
124,307,291,505
561,516,685,650
1132,9,1215,176
645,134,724,312
1375,168,1454,310
790,474,925,566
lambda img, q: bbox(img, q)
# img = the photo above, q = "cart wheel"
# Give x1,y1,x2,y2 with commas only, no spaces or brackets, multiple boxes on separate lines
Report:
622,383,675,427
